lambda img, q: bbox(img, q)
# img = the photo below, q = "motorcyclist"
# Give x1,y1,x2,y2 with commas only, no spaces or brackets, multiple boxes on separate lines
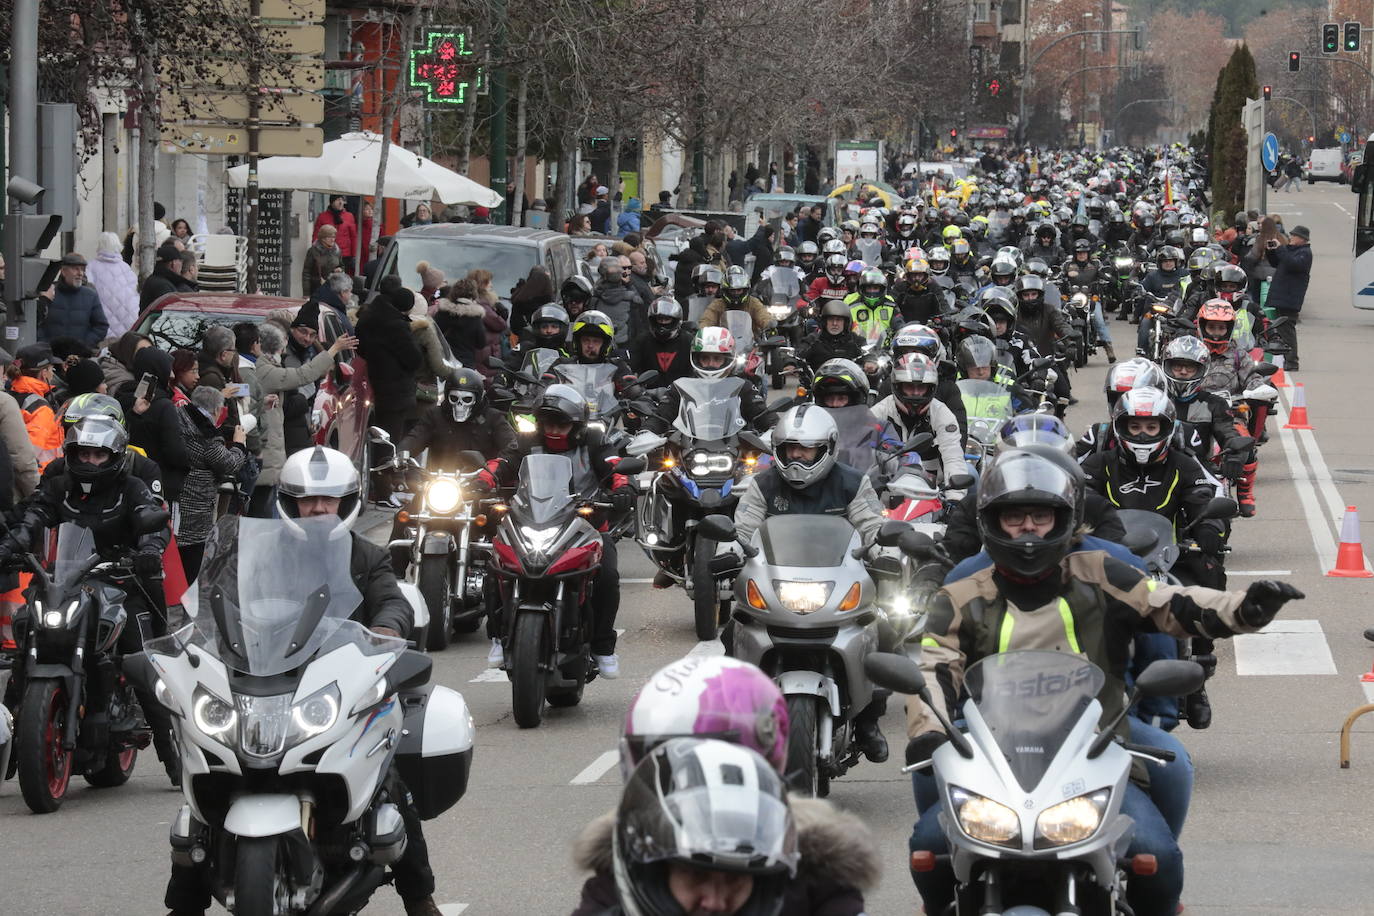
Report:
1075,357,1169,457
908,446,1303,916
804,252,851,306
1019,222,1063,266
870,353,969,485
1161,335,1253,480
795,240,821,279
1012,274,1073,413
795,299,866,372
701,265,772,337
888,324,968,436
644,326,770,435
511,303,570,357
163,446,445,916
947,238,977,279
553,309,640,393
570,656,879,916
843,267,897,342
491,384,633,679
560,275,595,321
626,296,695,387
890,211,922,256
892,256,943,324
1195,299,1262,399
982,291,1042,382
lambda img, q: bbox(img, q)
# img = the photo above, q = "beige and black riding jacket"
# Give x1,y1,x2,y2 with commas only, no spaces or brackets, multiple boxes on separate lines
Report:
908,550,1261,740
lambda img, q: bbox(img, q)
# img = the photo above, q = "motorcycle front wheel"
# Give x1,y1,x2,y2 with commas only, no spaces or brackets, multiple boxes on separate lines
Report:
234,836,291,916
418,559,453,652
17,679,73,813
510,613,547,728
783,695,821,797
692,537,720,641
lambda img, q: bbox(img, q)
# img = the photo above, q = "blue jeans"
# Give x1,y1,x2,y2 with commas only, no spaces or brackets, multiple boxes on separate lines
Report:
910,722,1187,916
1091,300,1112,345
1137,314,1153,354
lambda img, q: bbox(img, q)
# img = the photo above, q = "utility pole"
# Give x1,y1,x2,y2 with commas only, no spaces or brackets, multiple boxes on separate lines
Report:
489,0,508,223
5,0,37,342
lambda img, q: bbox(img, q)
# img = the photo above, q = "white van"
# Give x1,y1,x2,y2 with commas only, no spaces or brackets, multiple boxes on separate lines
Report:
1307,148,1345,183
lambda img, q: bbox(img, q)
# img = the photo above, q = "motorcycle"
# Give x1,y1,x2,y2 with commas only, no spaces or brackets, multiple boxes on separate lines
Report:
625,378,763,641
126,516,474,916
490,452,636,728
10,515,167,813
762,271,804,390
958,377,1016,472
1064,291,1096,367
700,511,883,798
865,649,1204,916
855,321,891,404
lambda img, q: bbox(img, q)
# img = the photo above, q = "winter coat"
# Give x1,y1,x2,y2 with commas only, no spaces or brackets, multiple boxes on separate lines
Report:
398,406,516,472
590,200,612,234
434,298,501,378
175,405,246,545
615,209,641,237
0,388,39,502
671,235,724,301
40,282,109,347
254,347,335,485
1265,243,1312,313
237,354,264,454
589,281,643,346
356,302,422,417
313,209,358,263
84,251,141,338
698,295,772,337
747,227,775,284
139,264,194,311
118,348,191,503
796,329,865,371
410,315,451,382
569,797,878,916
9,375,63,469
98,353,136,399
301,241,343,296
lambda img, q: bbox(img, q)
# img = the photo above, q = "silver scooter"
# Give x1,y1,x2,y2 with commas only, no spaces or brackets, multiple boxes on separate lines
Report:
699,513,881,798
866,649,1203,916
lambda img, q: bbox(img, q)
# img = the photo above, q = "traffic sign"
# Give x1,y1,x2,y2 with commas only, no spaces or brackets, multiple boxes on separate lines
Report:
161,124,324,156
1339,130,1353,144
161,89,323,125
1262,132,1280,171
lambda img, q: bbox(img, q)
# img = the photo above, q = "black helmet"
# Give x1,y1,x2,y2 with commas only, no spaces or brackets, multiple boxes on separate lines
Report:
560,275,594,307
1157,245,1183,268
722,266,750,304
530,303,570,344
1073,238,1093,253
646,296,684,342
444,368,486,423
818,298,852,335
956,335,999,376
812,358,869,407
535,382,588,451
977,449,1083,578
1014,274,1045,310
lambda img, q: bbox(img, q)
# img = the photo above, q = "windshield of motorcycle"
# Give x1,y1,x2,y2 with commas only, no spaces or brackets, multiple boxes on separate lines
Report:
1115,509,1179,570
53,523,97,593
964,650,1106,793
672,378,746,441
177,517,364,676
520,347,563,381
856,238,883,267
825,405,891,473
855,315,887,350
553,363,619,419
757,514,856,567
726,311,755,356
769,270,800,305
514,452,578,526
958,378,1015,423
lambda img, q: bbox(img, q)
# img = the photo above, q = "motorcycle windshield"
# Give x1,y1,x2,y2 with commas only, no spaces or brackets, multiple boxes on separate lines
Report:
770,271,800,305
958,379,1015,423
758,515,856,567
520,347,563,380
964,650,1106,793
725,311,755,356
856,319,886,350
514,453,578,526
672,378,746,440
554,363,619,419
1115,509,1179,570
177,517,364,676
856,238,883,267
53,523,97,593
825,405,889,472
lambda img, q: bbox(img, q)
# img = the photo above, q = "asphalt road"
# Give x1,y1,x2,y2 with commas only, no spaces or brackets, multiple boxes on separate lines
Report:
4,182,1374,914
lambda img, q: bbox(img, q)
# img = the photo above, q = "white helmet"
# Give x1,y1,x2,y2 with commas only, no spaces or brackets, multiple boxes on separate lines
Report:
690,326,736,379
772,405,838,489
276,446,362,529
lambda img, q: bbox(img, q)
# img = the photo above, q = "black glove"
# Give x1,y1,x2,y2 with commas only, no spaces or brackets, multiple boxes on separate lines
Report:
905,730,949,766
1191,521,1225,557
1220,454,1245,481
134,551,164,578
1238,580,1305,629
610,488,636,513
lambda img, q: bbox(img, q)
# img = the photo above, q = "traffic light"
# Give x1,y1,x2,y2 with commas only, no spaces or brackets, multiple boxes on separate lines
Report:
949,128,958,141
986,78,1001,97
1323,23,1340,53
1263,85,1272,100
1289,51,1301,71
4,178,61,310
1346,21,1361,52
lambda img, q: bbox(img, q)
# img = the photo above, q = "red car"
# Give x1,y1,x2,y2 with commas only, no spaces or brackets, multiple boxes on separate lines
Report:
132,293,376,495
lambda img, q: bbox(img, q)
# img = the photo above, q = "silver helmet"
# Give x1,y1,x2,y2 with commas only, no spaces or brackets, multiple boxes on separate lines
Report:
276,445,362,530
771,405,838,489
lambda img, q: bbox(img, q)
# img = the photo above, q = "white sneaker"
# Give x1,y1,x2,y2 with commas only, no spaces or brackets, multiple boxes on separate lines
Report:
595,654,621,679
487,638,504,668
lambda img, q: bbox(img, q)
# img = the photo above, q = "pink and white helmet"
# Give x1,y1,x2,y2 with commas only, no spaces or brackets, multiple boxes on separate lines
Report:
620,656,788,778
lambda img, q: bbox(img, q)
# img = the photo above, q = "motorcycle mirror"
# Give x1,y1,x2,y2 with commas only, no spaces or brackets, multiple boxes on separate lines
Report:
368,426,393,444
1134,659,1207,698
864,652,927,695
491,387,517,403
456,450,487,473
739,430,770,453
1032,356,1054,369
121,652,155,692
696,514,738,543
1198,496,1239,522
761,336,789,347
946,473,975,490
385,649,434,694
876,520,910,547
635,369,661,386
898,528,938,559
134,506,171,535
1122,527,1159,558
487,355,509,371
615,456,647,475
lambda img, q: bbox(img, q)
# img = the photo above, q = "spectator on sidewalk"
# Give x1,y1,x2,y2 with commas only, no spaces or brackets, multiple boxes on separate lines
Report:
1266,224,1311,371
139,243,195,310
40,254,108,348
85,232,141,338
313,196,358,273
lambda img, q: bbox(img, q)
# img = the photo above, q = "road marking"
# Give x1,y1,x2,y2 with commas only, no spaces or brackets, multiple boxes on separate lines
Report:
469,669,508,683
438,905,469,916
687,638,725,658
1275,398,1337,571
1333,201,1355,219
1228,569,1293,576
1295,424,1374,568
570,749,619,785
622,577,655,583
1235,619,1337,676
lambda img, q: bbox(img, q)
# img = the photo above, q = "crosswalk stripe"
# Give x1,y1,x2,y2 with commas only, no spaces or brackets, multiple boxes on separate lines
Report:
1234,619,1337,676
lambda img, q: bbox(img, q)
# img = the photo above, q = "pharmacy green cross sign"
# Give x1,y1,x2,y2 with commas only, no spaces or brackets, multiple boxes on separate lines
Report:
408,28,483,106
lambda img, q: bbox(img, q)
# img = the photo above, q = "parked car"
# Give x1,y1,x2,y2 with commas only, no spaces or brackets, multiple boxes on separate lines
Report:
132,292,375,496
371,224,578,306
1308,147,1345,183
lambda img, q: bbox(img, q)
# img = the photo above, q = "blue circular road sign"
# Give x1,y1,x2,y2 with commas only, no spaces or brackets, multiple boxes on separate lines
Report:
1262,133,1279,171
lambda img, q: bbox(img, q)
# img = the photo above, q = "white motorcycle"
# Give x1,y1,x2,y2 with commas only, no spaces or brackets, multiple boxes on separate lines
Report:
128,517,474,916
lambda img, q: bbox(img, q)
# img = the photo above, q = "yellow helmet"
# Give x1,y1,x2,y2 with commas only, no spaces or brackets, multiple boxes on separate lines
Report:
941,224,963,242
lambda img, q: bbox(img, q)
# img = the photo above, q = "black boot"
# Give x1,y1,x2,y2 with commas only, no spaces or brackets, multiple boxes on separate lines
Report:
854,717,889,763
1184,689,1212,730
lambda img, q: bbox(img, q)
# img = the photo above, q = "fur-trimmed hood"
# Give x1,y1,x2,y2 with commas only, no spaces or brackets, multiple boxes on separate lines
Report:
435,297,486,319
572,797,881,893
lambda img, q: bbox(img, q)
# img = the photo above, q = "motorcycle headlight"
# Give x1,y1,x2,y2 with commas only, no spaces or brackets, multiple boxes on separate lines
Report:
515,414,537,434
773,580,833,614
688,451,734,477
426,478,462,515
236,693,292,759
768,304,791,320
950,786,1020,846
1035,790,1108,848
289,684,341,743
192,687,237,742
1113,257,1133,269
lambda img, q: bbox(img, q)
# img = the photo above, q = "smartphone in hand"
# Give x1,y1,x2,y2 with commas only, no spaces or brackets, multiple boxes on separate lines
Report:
231,382,250,398
133,372,156,402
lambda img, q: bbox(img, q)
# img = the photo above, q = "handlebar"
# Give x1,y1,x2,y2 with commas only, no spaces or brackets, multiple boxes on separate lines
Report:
1122,742,1176,763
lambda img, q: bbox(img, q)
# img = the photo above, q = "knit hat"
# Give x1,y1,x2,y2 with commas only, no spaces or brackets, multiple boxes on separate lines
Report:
1290,225,1310,240
64,358,106,396
291,299,321,330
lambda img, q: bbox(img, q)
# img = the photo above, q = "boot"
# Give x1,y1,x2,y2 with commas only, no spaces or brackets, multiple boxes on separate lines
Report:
1236,461,1258,518
1184,689,1212,730
1104,343,1117,363
652,570,675,589
403,897,444,916
854,717,888,763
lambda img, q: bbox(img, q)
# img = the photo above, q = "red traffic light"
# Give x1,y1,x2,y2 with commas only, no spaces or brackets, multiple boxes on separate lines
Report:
950,129,959,139
1289,51,1301,71
1263,85,1272,100
987,78,1001,96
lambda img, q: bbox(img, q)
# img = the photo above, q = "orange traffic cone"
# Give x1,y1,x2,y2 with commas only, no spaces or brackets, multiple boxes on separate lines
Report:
1271,354,1289,388
1328,506,1374,578
1283,382,1313,430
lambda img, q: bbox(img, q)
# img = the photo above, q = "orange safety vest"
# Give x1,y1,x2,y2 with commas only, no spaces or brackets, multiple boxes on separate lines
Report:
9,375,63,469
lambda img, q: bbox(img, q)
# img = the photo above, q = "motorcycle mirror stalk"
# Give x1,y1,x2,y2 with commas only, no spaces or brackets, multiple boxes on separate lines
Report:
1087,659,1206,759
862,654,974,760
697,514,758,557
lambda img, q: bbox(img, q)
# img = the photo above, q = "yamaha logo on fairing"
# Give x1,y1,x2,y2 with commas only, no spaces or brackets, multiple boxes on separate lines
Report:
1015,746,1045,754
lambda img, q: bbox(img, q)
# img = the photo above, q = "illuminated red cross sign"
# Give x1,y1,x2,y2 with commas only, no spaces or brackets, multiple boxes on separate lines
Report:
408,29,483,105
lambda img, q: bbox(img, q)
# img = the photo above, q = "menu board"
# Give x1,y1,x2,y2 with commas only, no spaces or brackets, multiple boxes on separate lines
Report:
226,187,293,295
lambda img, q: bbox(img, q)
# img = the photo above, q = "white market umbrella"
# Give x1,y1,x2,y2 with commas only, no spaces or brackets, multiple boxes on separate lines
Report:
225,131,502,207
